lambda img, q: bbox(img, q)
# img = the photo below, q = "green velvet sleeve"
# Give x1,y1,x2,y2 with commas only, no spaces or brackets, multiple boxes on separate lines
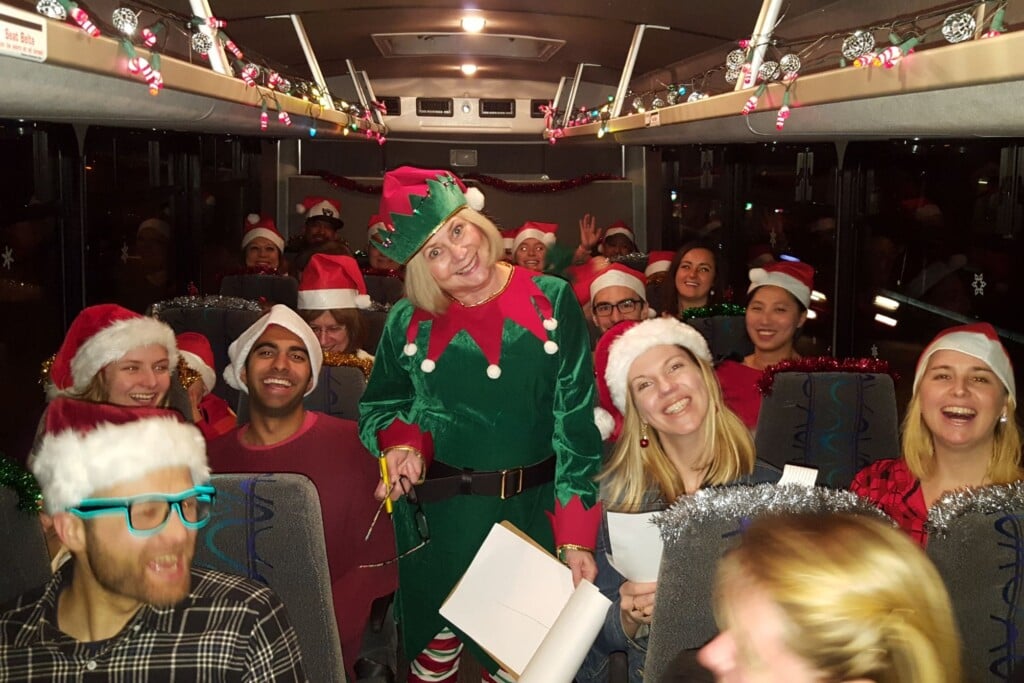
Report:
357,300,417,455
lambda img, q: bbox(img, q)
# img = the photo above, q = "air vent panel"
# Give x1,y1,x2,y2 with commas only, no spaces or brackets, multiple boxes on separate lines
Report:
479,99,515,118
416,98,453,117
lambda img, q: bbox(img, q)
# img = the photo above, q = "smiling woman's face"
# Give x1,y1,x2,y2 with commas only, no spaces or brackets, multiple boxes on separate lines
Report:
423,215,498,302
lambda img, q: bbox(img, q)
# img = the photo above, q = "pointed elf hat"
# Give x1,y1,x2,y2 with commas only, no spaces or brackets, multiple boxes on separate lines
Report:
513,221,558,252
296,196,344,229
32,397,208,514
50,304,178,396
913,322,1015,400
241,214,284,252
374,166,485,264
176,331,217,394
748,260,814,308
297,254,372,311
645,250,675,280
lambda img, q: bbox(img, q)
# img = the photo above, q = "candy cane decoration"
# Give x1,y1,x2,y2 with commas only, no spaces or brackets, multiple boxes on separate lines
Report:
70,6,99,37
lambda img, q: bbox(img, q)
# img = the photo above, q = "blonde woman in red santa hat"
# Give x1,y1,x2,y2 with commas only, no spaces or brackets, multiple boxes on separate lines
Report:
359,166,601,682
715,260,815,430
177,332,236,440
297,253,375,363
852,322,1022,546
241,214,286,273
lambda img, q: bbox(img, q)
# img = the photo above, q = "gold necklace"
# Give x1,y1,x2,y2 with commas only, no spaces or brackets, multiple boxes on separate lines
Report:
446,262,513,307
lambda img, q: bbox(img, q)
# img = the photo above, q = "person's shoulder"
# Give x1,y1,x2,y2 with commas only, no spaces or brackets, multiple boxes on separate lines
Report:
207,426,243,455
0,582,48,636
851,458,909,490
308,412,361,438
188,566,286,613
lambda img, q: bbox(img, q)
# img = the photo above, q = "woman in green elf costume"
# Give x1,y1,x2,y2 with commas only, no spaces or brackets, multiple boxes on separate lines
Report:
358,166,603,682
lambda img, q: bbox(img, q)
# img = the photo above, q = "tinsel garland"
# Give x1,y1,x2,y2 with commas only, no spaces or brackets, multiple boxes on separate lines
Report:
322,351,374,379
926,481,1024,539
39,354,55,388
756,356,897,397
149,295,263,318
314,170,624,195
608,252,648,273
0,454,42,513
680,303,747,321
655,483,891,545
178,357,201,389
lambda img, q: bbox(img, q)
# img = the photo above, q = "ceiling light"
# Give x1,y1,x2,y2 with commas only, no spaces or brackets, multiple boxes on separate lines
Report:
461,63,478,76
461,15,486,33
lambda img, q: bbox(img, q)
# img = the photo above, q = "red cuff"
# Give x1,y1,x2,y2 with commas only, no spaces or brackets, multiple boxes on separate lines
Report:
547,496,602,549
377,418,435,468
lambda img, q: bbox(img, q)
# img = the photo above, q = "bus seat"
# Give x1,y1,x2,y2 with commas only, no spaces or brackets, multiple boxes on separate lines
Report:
926,484,1024,681
685,315,752,362
0,486,50,606
362,310,388,356
236,365,367,424
196,472,346,683
753,370,898,488
364,274,404,306
149,298,263,407
645,485,887,683
220,273,299,310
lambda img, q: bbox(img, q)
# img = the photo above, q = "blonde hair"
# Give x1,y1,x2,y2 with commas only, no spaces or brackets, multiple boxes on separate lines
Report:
599,347,754,511
902,389,1023,484
714,513,962,683
403,207,504,315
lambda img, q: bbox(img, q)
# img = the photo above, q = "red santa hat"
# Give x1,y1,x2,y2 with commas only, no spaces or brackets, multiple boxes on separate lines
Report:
176,332,217,394
913,322,1015,401
645,250,675,280
513,221,558,252
747,260,815,309
592,321,633,441
375,166,485,264
368,214,389,242
589,263,647,305
500,228,517,252
297,254,372,311
296,196,343,227
599,220,636,253
224,304,323,396
31,397,208,514
241,214,284,252
605,317,711,414
50,304,178,396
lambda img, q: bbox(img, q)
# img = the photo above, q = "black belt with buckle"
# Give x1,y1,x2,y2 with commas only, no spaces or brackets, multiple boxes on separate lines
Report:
414,457,555,504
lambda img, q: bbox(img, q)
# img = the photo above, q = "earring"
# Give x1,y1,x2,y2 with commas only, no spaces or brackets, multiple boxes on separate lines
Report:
640,422,650,448
1000,412,1008,424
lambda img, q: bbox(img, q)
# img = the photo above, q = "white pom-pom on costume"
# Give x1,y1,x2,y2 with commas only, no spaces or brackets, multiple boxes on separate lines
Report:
486,364,501,379
464,186,485,212
247,213,261,225
543,318,558,331
594,407,615,441
421,359,436,373
404,343,417,356
544,340,558,354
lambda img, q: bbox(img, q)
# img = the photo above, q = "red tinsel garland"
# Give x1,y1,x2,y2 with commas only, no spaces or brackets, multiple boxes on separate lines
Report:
756,356,898,397
314,170,623,195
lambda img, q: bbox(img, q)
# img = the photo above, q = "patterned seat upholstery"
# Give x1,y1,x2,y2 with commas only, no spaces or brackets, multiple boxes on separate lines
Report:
753,370,898,488
644,485,887,683
0,487,50,606
926,484,1024,680
195,472,345,683
219,274,299,310
236,365,367,424
685,315,752,362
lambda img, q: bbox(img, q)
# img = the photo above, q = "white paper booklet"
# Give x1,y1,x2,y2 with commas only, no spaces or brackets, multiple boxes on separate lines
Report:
606,511,662,583
439,521,612,681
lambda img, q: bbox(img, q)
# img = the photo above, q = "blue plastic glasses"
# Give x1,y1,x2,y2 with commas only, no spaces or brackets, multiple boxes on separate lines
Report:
69,484,216,537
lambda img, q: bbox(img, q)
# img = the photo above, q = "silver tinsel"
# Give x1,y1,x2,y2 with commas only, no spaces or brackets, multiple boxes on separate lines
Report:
724,67,740,84
758,60,781,82
926,481,1024,538
36,0,67,20
148,295,262,318
190,31,214,55
112,7,138,35
687,91,708,103
654,483,891,545
725,48,746,69
841,30,876,61
942,11,976,44
779,53,801,76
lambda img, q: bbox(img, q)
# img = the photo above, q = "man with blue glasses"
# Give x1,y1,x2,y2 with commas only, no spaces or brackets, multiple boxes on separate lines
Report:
0,398,306,681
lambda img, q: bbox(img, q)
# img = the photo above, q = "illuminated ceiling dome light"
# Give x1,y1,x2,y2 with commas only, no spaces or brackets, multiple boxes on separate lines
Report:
461,63,478,76
461,14,486,33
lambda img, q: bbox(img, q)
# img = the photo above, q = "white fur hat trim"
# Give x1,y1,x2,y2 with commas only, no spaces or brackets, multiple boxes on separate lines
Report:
913,330,1016,400
69,317,179,396
513,228,557,251
589,268,646,304
241,227,285,252
32,417,208,514
594,407,615,441
297,288,372,311
223,304,323,396
605,317,711,413
747,268,811,308
179,349,216,394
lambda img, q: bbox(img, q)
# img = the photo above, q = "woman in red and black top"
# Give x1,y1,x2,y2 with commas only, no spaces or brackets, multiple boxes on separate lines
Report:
852,322,1022,545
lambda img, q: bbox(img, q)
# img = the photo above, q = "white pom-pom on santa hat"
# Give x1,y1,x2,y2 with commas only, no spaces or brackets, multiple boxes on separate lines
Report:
247,213,261,225
594,407,616,441
297,254,373,311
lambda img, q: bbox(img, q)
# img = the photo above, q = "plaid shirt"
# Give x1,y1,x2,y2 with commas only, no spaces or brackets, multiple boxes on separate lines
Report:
0,564,306,682
851,458,929,546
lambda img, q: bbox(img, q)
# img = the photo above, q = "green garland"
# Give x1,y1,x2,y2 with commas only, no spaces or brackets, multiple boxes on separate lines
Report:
0,454,42,513
680,303,747,320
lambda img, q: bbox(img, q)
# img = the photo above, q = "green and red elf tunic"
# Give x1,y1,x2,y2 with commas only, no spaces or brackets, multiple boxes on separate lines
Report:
358,265,603,669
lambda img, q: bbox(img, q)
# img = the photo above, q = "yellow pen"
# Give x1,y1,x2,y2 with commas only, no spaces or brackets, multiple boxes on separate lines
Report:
379,454,393,514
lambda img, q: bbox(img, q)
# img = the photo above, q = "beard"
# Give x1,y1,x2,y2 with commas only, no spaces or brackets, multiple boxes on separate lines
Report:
84,524,194,608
